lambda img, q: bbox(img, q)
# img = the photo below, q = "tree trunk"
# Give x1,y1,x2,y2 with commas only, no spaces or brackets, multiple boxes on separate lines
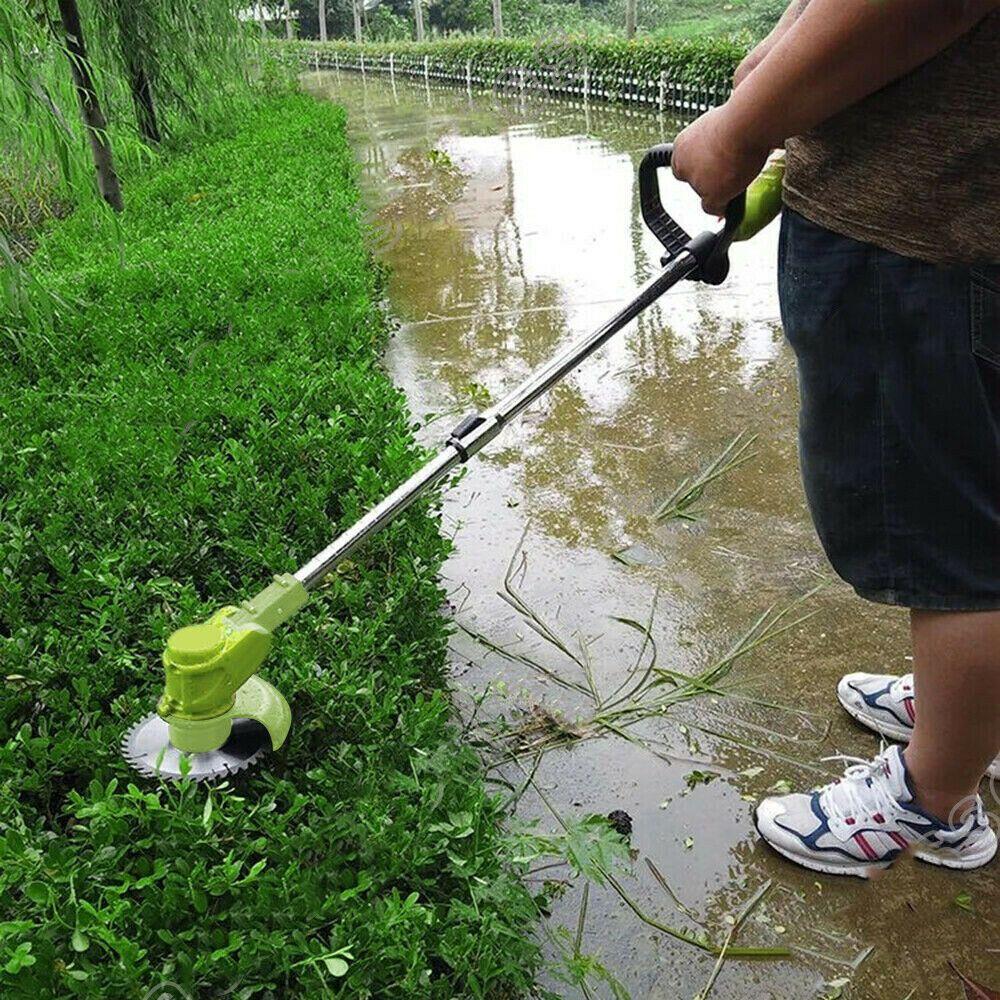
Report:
258,3,267,38
492,0,503,38
113,4,161,145
125,56,160,144
284,0,293,40
352,0,362,43
318,0,327,41
625,0,637,38
413,0,424,41
56,0,123,212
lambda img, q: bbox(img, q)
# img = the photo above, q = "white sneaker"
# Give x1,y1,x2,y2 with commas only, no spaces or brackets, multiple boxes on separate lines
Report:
838,671,1000,780
755,745,997,877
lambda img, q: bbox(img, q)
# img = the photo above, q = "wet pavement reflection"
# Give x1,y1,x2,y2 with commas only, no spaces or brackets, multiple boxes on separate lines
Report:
305,69,998,999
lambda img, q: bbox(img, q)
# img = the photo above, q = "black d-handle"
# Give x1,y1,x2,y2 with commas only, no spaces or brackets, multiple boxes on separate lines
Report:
638,143,746,286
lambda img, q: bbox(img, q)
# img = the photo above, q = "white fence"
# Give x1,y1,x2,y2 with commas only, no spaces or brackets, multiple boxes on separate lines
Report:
294,47,730,116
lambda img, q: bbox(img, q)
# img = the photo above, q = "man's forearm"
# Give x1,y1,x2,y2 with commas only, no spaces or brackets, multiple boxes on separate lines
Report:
726,0,996,149
733,0,804,87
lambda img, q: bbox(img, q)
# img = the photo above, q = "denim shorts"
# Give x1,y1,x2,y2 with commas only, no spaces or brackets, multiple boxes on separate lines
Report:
778,208,1000,610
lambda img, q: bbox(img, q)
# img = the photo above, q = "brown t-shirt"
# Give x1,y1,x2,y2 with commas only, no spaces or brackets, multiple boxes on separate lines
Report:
783,11,999,266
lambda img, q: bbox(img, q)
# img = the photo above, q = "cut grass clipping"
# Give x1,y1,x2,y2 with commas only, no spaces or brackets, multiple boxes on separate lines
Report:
654,430,758,523
0,94,543,998
471,531,824,767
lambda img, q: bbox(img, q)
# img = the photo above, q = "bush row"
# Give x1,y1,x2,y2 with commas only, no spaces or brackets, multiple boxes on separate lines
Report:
0,92,542,998
279,34,747,90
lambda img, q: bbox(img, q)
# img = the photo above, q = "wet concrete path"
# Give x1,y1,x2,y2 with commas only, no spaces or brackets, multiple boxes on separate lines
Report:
304,70,998,999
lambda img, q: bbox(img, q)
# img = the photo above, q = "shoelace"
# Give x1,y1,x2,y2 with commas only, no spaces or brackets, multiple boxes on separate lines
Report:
817,752,985,835
817,753,901,825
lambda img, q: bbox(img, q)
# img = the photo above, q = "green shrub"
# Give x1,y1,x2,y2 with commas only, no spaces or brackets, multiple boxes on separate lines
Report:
0,93,542,998
281,33,747,91
368,7,412,41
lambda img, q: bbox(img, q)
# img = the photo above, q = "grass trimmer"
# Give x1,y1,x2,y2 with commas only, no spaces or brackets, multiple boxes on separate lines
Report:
122,146,786,782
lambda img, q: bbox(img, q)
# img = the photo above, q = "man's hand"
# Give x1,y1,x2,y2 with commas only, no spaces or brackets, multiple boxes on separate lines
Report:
671,106,770,217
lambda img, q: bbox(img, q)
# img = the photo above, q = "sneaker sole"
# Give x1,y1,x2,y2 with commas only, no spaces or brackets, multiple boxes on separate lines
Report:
754,813,998,877
912,835,999,870
837,687,1000,781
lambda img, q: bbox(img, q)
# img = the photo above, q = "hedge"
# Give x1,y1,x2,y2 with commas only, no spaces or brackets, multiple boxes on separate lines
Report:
0,92,542,998
280,34,747,92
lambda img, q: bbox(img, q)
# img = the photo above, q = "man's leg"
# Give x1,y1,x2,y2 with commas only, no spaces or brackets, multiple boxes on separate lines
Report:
757,214,1000,875
905,609,1000,823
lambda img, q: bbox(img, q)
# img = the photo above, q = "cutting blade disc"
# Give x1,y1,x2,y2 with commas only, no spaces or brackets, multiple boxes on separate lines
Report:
120,713,270,782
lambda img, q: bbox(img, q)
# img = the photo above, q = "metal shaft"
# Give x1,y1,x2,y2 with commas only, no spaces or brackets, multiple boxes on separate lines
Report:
294,251,697,590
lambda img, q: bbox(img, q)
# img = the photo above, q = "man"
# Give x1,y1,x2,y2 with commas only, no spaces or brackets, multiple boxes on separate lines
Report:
672,0,999,875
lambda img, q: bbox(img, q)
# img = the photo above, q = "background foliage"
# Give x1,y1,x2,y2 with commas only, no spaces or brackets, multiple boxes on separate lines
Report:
287,0,784,41
0,92,548,999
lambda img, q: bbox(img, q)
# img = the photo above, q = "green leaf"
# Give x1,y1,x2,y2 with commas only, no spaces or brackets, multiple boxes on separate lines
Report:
324,957,349,977
3,942,35,974
683,770,720,790
24,882,50,906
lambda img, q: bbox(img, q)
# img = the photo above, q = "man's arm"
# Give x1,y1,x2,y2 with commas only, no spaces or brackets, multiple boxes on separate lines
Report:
733,0,803,88
674,0,998,215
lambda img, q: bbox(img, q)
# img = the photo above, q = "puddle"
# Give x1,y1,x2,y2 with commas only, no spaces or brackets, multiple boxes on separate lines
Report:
304,69,999,999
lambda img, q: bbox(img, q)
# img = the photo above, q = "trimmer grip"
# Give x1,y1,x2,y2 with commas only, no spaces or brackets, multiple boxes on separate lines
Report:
639,144,692,261
638,143,747,286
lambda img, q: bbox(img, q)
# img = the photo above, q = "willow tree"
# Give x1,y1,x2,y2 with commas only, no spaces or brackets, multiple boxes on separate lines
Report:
0,0,245,216
101,0,160,143
0,0,87,314
0,0,124,211
55,0,122,209
96,2,245,142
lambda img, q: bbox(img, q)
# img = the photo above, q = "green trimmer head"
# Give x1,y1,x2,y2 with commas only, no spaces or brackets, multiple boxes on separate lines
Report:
121,147,785,782
121,575,308,781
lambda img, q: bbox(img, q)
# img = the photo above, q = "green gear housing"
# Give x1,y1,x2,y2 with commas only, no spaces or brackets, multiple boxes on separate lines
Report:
157,573,309,753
